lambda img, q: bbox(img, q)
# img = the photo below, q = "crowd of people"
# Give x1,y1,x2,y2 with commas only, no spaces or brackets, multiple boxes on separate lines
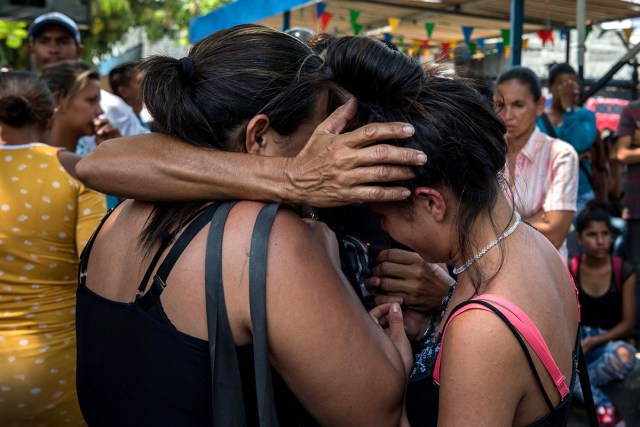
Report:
0,10,637,427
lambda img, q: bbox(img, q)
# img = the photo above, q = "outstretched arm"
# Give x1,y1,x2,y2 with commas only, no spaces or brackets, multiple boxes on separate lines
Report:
76,99,426,207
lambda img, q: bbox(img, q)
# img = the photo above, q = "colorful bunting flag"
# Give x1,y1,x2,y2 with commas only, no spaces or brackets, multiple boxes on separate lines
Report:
441,42,450,58
383,32,393,43
469,41,477,55
389,17,401,35
585,26,592,40
501,29,510,46
316,2,326,17
350,9,362,35
350,9,361,26
462,26,474,45
398,36,405,51
624,28,634,42
449,39,458,49
320,12,332,31
536,29,554,46
426,22,435,38
412,40,422,52
477,38,485,51
496,41,504,53
522,38,529,50
423,39,429,49
504,45,511,59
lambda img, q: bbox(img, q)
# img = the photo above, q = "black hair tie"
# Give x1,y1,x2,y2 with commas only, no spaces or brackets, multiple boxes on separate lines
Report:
178,57,196,81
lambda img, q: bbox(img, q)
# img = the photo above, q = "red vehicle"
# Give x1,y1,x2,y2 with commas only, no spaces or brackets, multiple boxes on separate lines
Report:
585,97,629,133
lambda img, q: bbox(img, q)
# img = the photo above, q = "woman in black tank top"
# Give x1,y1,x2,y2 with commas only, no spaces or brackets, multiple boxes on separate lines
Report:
76,25,412,426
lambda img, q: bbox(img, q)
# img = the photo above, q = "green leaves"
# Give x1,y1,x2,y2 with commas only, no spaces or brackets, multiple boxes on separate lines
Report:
86,0,232,58
0,21,28,49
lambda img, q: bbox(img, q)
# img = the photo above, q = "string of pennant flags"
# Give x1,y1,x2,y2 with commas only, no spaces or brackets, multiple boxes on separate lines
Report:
306,2,635,60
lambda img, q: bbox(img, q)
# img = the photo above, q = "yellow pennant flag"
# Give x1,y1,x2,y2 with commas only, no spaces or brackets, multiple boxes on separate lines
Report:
449,39,458,49
412,40,422,51
624,28,634,42
504,45,511,59
522,38,529,50
388,17,401,35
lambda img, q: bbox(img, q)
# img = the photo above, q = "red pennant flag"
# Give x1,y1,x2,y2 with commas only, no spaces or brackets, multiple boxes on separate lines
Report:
536,29,554,46
320,12,332,31
422,39,429,49
441,42,450,58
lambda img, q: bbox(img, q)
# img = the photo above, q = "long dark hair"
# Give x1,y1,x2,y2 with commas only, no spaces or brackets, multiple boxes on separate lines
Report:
139,24,332,250
322,36,508,292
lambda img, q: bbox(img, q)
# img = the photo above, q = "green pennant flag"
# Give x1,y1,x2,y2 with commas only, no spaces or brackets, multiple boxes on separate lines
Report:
353,23,363,35
469,41,477,56
350,9,361,27
398,36,405,52
501,29,510,47
585,26,592,41
425,22,435,38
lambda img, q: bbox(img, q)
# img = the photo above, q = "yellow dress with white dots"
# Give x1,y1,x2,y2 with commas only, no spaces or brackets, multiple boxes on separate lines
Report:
0,143,106,426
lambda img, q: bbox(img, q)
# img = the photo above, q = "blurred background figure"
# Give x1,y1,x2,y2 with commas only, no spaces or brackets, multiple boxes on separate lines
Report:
538,63,599,213
108,61,152,130
40,61,120,152
569,203,637,427
0,70,105,426
40,60,121,209
28,12,149,156
615,100,640,286
494,66,579,261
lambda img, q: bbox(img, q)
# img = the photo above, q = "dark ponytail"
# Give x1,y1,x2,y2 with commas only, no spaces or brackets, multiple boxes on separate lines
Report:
139,24,332,251
324,36,509,293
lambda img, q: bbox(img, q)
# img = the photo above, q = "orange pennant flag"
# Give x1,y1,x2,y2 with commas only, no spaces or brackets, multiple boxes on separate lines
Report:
522,38,529,50
624,28,634,42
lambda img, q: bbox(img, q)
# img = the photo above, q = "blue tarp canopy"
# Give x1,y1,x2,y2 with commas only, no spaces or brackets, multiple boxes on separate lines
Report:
189,0,310,43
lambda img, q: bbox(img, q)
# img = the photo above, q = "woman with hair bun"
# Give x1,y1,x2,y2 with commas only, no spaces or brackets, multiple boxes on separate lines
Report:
321,37,580,425
0,71,106,425
75,25,411,426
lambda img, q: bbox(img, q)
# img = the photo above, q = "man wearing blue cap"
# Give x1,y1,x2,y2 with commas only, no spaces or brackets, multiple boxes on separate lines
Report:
28,12,149,156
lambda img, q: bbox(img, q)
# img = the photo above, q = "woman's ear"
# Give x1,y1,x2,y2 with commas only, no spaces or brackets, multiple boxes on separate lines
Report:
245,114,271,154
413,187,447,222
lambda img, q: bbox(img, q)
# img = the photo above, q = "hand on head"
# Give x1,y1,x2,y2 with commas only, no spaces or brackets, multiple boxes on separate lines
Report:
286,98,426,207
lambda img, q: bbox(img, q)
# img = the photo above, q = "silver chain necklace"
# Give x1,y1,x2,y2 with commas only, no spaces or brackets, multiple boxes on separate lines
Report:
452,211,521,275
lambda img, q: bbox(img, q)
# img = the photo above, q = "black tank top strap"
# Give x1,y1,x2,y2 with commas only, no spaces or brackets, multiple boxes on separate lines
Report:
204,201,245,425
136,203,220,308
79,202,123,287
249,203,280,426
446,299,556,412
205,201,281,427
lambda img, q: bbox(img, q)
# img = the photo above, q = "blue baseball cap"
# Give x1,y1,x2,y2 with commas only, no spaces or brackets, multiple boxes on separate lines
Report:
29,12,81,45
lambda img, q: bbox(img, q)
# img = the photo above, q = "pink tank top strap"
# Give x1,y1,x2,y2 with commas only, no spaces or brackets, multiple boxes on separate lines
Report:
433,295,570,399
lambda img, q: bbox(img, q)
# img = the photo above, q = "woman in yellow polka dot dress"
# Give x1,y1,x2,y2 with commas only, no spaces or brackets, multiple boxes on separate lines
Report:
0,71,105,425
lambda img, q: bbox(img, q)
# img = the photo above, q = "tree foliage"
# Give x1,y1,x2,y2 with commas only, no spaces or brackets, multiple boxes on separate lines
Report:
85,0,232,58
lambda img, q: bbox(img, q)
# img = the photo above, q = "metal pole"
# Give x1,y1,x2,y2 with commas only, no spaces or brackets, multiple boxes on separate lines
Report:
509,0,524,66
282,10,291,32
565,29,571,64
577,0,586,83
